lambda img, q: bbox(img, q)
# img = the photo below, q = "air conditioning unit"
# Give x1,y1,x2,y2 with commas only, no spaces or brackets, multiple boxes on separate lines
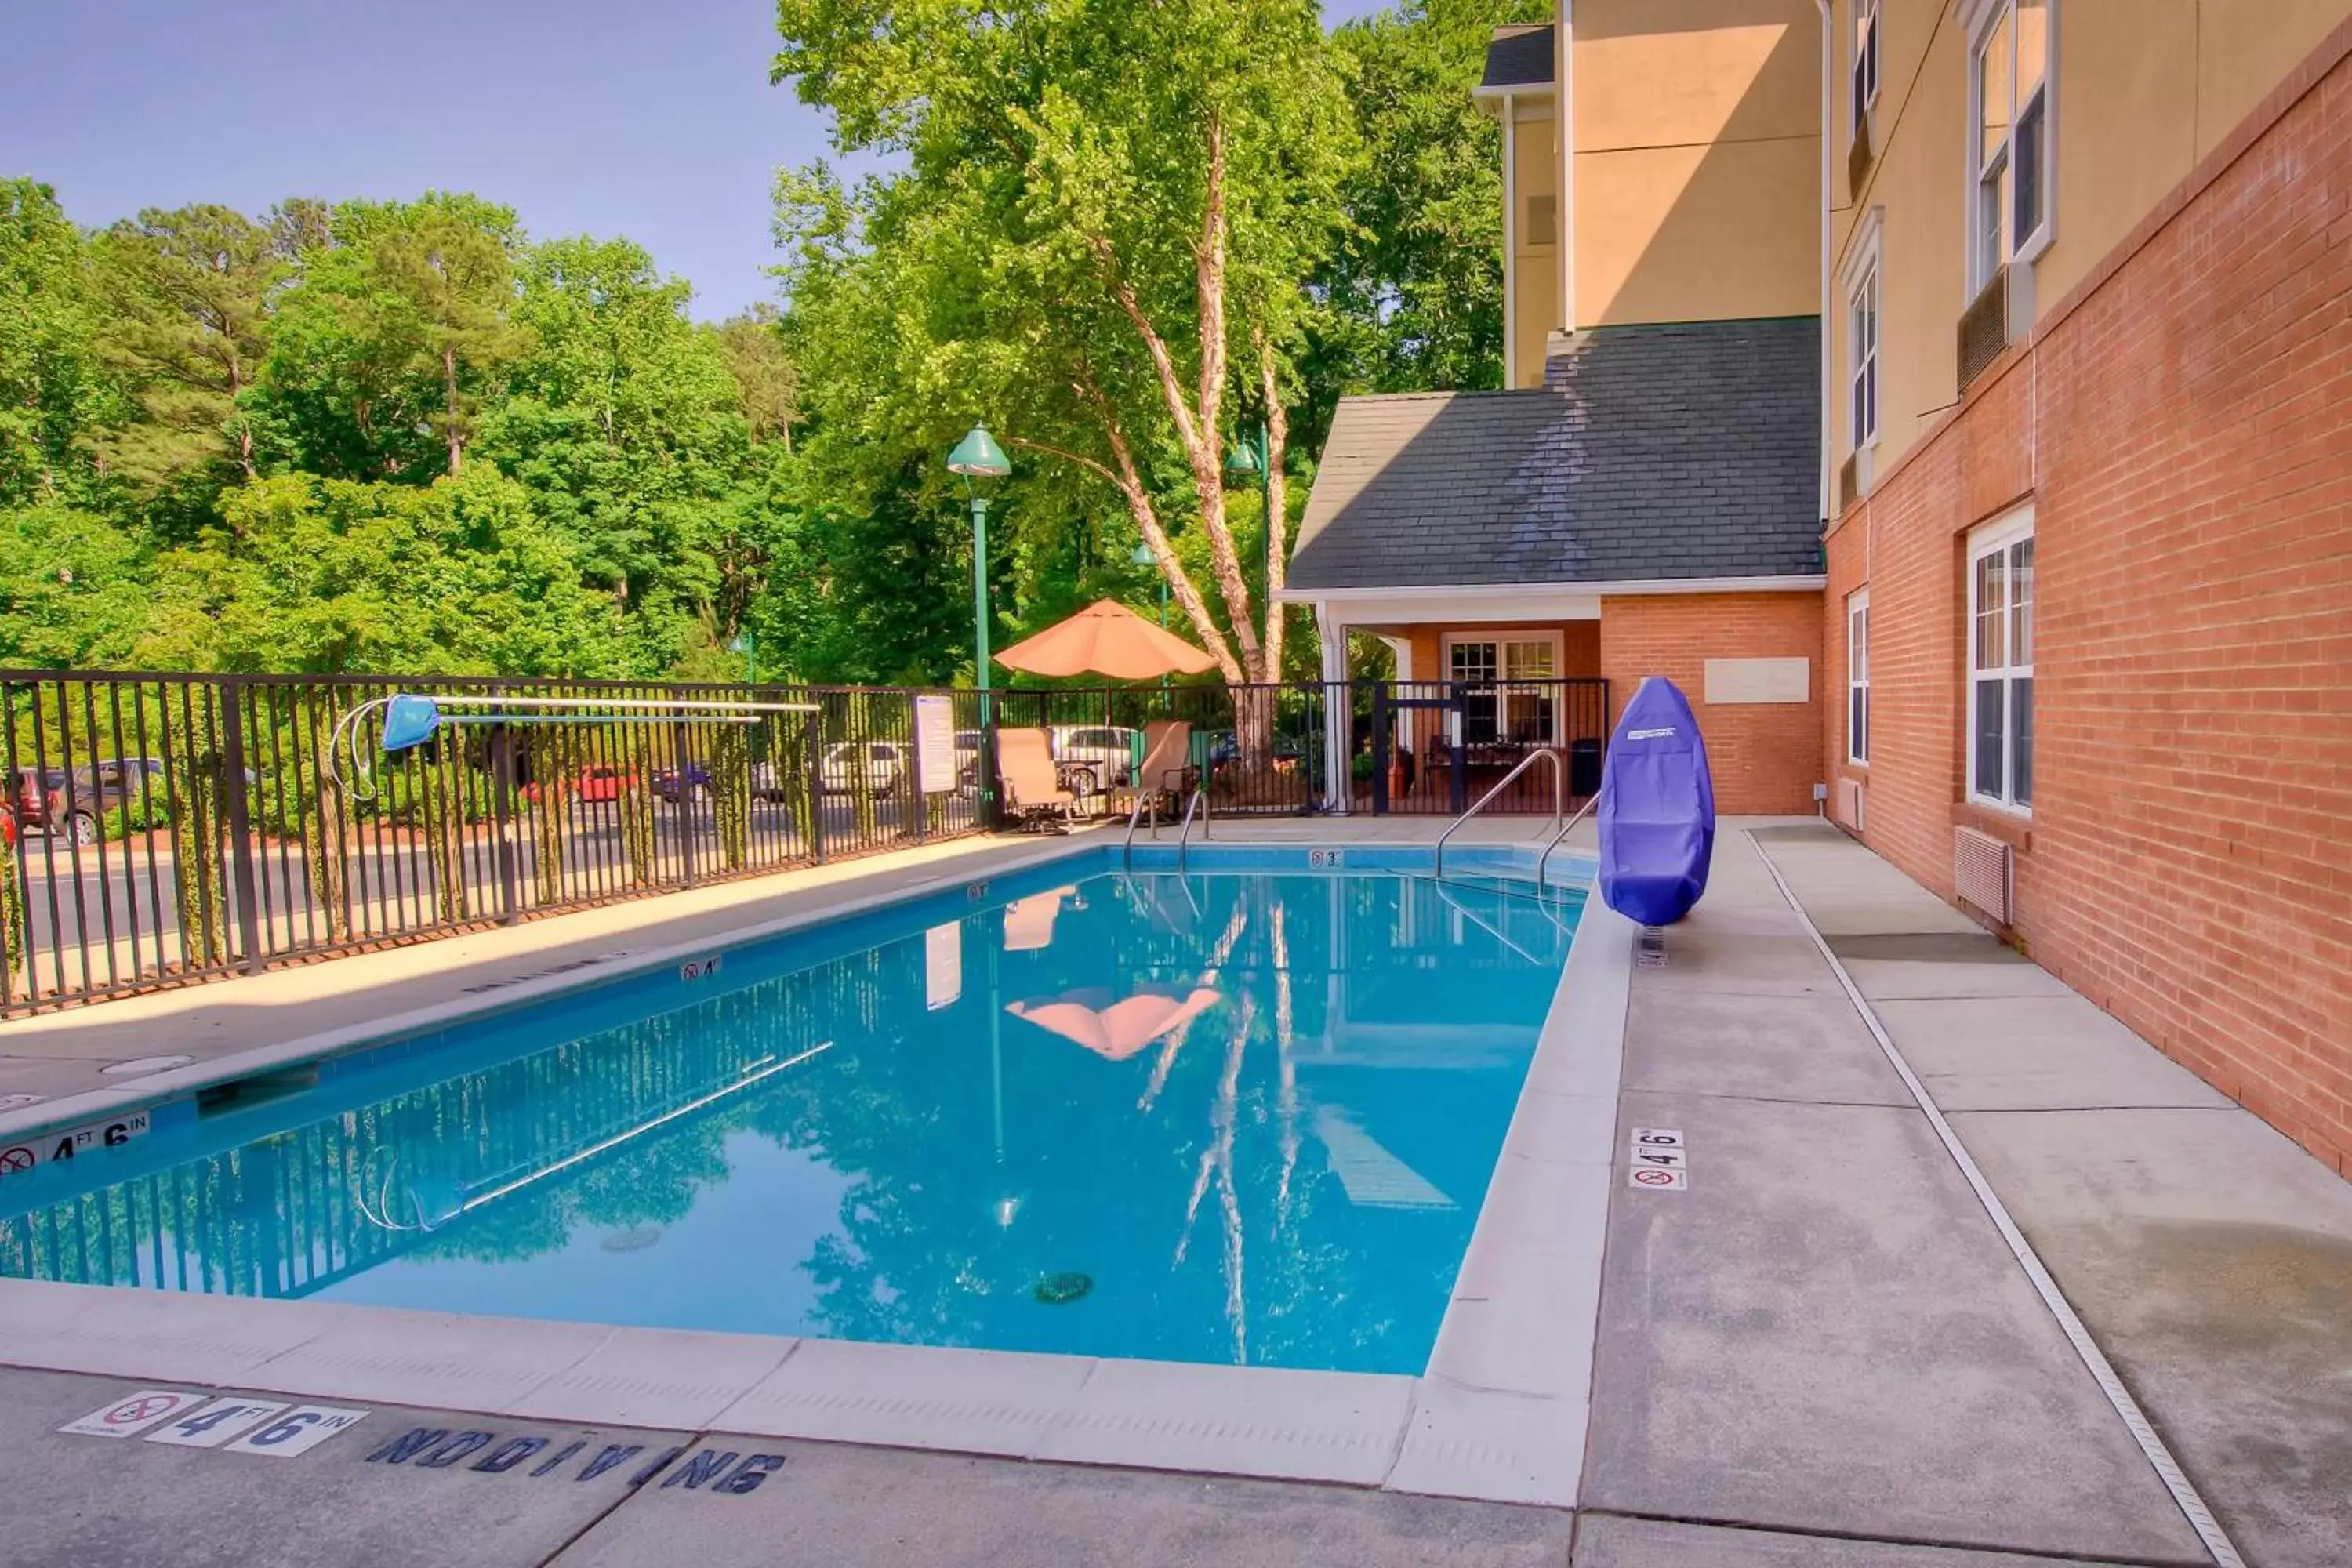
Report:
1958,266,2010,390
1953,826,2012,924
1838,777,1865,833
1838,452,1860,514
1847,114,1875,196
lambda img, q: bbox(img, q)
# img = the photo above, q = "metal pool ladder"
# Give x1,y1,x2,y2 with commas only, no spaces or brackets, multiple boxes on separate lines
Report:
1433,748,1588,891
1175,786,1211,872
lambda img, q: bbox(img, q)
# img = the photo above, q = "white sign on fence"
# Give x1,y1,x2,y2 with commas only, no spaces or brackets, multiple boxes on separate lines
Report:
915,694,958,795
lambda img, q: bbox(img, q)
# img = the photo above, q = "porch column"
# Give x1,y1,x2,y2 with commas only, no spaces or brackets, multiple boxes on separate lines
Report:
1316,602,1350,815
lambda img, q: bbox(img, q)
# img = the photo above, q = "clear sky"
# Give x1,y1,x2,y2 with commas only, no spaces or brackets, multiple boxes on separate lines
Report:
3,0,1403,321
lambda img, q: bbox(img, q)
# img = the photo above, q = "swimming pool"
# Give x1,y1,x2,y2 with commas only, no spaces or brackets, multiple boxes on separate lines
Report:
0,851,1585,1377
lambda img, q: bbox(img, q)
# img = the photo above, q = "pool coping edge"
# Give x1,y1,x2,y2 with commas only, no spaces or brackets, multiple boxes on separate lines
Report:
0,842,1632,1504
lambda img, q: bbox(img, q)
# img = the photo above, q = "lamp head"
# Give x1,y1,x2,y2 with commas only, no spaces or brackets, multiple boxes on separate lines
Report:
946,424,1011,479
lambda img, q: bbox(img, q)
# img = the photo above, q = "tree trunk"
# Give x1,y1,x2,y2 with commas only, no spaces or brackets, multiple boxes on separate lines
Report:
442,342,463,475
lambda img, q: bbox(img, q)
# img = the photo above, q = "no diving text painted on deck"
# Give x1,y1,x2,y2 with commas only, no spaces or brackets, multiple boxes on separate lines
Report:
52,1387,782,1497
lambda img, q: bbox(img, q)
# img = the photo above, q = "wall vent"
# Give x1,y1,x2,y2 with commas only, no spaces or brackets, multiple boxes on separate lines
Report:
1953,826,2012,923
1958,267,2010,390
1525,194,1558,247
1847,114,1875,196
1838,778,1865,833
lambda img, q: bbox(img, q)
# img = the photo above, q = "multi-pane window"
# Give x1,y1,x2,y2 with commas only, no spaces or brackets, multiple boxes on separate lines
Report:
1971,0,2053,289
1968,514,2034,810
1849,257,1879,450
1447,635,1561,746
1847,590,1870,764
1852,0,1880,127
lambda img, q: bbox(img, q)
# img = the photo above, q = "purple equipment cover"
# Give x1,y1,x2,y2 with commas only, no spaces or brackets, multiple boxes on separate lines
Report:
1595,677,1715,925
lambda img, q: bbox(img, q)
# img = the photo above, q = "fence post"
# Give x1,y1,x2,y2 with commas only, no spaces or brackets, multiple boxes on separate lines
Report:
218,679,266,974
1370,682,1390,816
804,706,826,865
490,723,521,925
671,703,699,888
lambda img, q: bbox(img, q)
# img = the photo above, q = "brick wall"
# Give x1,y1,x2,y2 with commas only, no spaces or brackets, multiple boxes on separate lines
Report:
1826,25,2352,1174
1601,591,1825,814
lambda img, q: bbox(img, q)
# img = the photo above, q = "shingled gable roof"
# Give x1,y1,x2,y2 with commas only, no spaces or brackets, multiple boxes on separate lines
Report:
1480,24,1555,89
1288,317,1822,593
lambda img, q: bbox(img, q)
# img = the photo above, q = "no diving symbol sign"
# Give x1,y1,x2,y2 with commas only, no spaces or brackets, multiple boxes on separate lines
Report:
0,1146,34,1174
59,1389,210,1438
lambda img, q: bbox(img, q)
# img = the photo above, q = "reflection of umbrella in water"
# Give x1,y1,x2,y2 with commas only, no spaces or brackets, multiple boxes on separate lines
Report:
1007,985,1222,1061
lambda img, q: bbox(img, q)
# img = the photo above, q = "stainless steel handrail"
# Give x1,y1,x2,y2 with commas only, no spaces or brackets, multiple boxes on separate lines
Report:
1433,747,1563,881
1534,796,1598,891
1121,789,1160,868
1175,786,1210,872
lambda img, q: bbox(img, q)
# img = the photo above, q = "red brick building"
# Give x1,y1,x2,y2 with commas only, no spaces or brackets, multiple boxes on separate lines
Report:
1293,5,2352,1174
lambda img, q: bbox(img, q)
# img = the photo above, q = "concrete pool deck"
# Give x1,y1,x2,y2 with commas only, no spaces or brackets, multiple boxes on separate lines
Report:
2,816,2347,1564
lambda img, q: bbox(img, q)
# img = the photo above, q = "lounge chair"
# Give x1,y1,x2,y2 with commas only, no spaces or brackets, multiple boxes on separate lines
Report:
1110,720,1196,828
996,727,1075,833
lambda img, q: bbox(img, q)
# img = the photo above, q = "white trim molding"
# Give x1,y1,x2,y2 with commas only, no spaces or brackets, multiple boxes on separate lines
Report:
1281,575,1828,625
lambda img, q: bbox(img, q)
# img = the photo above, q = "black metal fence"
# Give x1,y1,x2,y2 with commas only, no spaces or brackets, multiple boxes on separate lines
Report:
0,670,1607,1015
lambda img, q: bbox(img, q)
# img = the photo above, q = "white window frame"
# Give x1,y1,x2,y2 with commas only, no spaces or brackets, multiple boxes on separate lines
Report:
1964,0,2056,294
1849,256,1879,453
1441,630,1567,746
1841,207,1884,460
1846,588,1871,765
1965,508,2034,814
1851,0,1881,130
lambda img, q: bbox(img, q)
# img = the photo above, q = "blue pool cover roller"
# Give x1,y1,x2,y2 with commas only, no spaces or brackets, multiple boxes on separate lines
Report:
1595,676,1715,925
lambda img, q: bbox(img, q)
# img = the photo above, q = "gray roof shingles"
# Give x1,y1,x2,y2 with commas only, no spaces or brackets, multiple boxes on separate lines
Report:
1289,318,1823,593
1481,25,1554,89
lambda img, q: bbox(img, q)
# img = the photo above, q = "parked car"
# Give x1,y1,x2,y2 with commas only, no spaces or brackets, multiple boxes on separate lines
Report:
521,766,637,805
820,741,906,796
48,757,170,844
652,763,713,804
1205,730,1305,771
572,766,637,804
10,766,65,833
1047,725,1143,798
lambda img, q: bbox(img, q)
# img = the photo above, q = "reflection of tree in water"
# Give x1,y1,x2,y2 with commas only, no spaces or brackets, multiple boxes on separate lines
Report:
2,871,1559,1371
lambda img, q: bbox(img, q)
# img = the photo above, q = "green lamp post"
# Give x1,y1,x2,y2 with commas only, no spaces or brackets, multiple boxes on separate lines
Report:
728,630,755,686
948,424,1011,811
1131,541,1172,691
1226,424,1272,611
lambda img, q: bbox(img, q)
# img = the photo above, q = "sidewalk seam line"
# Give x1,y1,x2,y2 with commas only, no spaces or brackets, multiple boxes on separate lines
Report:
1744,829,2249,1568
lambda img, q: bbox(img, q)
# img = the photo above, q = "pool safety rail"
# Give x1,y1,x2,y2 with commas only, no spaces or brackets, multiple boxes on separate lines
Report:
1434,746,1566,884
1,670,1605,1015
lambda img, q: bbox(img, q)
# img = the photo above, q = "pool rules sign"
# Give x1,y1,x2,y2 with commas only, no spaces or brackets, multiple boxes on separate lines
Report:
914,694,957,795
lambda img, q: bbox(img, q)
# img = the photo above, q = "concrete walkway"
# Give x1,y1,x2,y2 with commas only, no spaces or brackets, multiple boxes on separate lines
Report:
2,817,2347,1564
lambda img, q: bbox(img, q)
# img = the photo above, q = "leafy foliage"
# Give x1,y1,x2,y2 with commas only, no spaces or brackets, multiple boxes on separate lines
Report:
0,2,1525,684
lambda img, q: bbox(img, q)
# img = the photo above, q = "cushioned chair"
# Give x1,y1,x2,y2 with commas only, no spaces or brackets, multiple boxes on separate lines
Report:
1110,720,1195,828
996,728,1075,833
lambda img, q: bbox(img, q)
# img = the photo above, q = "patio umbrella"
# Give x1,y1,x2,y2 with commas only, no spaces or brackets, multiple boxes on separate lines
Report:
1006,985,1222,1061
994,598,1218,681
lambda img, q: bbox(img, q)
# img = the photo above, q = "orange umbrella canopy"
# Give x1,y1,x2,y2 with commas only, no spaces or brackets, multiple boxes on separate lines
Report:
1006,985,1222,1062
994,598,1218,680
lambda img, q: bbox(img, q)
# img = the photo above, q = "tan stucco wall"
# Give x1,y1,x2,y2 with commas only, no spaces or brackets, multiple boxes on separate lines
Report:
1833,0,1968,478
1512,111,1562,387
1569,0,1822,325
1576,136,1822,325
1829,0,2350,481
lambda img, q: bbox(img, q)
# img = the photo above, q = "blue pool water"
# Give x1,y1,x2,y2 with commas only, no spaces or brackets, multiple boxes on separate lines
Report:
0,855,1583,1374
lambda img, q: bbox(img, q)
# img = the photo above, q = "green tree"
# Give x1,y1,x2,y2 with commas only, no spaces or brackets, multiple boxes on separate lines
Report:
1309,0,1544,423
771,0,1356,737
0,179,117,509
89,204,281,494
